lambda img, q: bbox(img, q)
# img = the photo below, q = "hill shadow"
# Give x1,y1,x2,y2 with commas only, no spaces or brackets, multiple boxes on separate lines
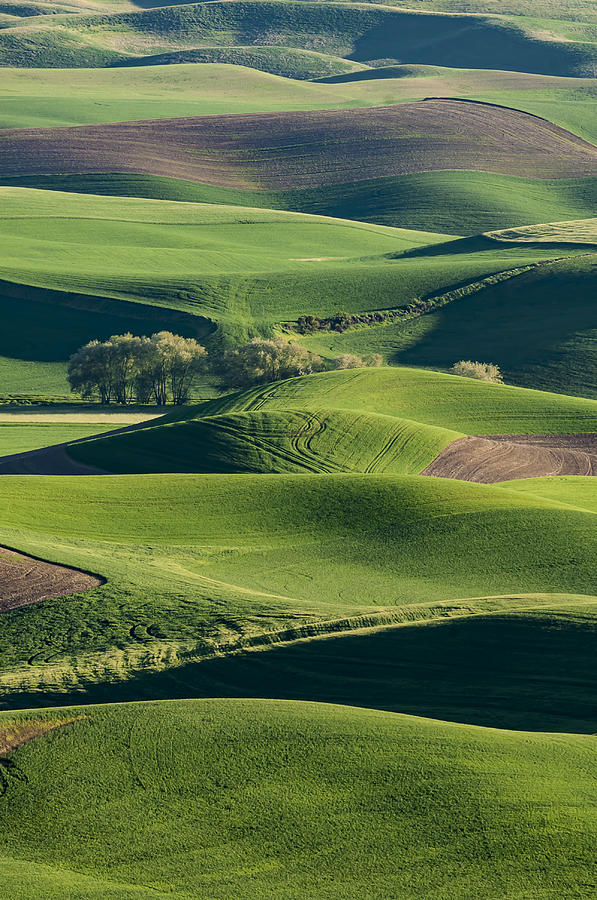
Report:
5,608,597,733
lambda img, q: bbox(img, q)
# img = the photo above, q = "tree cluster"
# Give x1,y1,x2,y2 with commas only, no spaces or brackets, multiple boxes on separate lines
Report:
68,333,387,404
450,360,504,383
213,338,325,390
67,332,208,405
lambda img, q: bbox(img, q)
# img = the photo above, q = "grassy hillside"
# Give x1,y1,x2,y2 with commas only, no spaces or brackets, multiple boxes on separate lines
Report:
2,1,595,76
1,700,596,898
200,367,597,433
5,170,596,237
68,407,461,474
6,186,591,396
296,249,597,398
43,596,597,732
1,469,597,702
67,365,597,474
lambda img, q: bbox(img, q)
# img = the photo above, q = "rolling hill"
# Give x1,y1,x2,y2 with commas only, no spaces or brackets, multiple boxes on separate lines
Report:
1,1,595,75
2,100,595,187
0,0,596,894
0,467,597,704
1,699,596,898
66,366,597,473
6,186,591,397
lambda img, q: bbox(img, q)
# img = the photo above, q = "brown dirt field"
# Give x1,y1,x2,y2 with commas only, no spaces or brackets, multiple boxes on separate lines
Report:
421,433,597,483
0,546,104,613
1,99,595,189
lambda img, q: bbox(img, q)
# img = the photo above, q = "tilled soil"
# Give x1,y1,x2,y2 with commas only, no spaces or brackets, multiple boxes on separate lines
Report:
422,433,597,483
0,546,104,612
1,99,595,189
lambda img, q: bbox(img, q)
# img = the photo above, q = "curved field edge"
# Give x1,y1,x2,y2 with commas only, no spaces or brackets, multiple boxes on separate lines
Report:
0,699,596,900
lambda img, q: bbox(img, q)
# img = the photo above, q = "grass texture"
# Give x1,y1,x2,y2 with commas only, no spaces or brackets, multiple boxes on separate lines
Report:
2,186,592,396
0,699,596,898
0,63,595,138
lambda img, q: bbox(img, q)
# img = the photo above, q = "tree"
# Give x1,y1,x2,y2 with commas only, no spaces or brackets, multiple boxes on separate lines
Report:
215,338,324,389
450,360,503,383
147,331,208,405
67,340,116,404
67,332,208,405
108,333,146,405
333,353,383,370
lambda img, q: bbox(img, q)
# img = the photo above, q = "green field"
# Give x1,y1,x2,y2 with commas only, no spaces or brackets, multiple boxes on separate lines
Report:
4,170,597,237
0,423,115,454
1,700,596,899
1,461,597,703
1,1,595,75
67,366,597,472
1,0,596,894
0,63,595,138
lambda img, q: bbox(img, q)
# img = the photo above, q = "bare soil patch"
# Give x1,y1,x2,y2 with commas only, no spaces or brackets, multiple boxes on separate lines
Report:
0,546,104,612
0,718,79,755
1,99,595,189
422,433,597,483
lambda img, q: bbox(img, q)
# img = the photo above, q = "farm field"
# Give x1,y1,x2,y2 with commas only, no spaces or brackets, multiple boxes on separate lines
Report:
0,0,596,896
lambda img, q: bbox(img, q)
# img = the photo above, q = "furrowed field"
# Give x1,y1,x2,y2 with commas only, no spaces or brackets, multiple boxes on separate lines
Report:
0,0,596,896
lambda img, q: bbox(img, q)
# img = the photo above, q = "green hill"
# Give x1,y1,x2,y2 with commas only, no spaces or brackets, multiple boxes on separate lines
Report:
199,367,597,433
7,170,596,238
2,1,595,76
42,596,597,733
1,468,597,703
1,63,595,145
67,365,597,474
1,699,596,898
68,407,461,474
6,186,590,397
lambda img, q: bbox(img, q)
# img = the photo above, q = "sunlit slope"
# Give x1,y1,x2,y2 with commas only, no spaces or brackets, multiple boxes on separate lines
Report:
2,1,595,75
67,365,597,475
68,408,461,474
1,472,597,705
199,368,597,433
1,700,596,899
296,246,597,398
3,186,586,397
502,475,597,514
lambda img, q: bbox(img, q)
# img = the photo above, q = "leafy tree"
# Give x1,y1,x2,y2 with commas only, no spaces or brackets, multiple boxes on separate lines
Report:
215,338,324,389
67,340,116,404
67,332,207,405
450,360,504,383
333,353,383,370
147,331,208,405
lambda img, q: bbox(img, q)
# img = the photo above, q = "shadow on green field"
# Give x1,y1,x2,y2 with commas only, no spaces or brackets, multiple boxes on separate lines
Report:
7,607,597,733
396,256,597,398
0,282,213,363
